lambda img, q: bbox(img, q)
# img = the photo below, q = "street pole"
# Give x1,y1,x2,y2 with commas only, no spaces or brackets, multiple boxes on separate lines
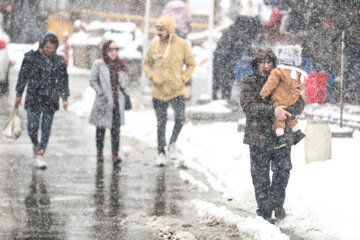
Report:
208,0,214,101
140,0,151,92
340,31,345,128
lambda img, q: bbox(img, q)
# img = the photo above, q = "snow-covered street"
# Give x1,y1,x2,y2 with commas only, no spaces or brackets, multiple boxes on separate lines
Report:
1,42,360,239
119,104,360,240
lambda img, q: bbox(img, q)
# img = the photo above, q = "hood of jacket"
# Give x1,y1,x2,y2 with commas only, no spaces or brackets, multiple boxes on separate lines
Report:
39,32,59,51
251,48,277,74
156,15,175,36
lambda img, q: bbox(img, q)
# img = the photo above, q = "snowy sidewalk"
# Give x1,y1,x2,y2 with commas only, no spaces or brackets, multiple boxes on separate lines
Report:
64,64,360,239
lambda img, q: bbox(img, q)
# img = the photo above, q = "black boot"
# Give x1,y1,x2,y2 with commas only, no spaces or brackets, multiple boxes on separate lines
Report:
112,153,122,165
274,135,287,149
274,207,286,219
293,130,306,145
256,208,275,224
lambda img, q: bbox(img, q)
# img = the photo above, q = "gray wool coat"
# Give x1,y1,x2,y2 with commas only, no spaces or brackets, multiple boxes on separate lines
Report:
89,59,128,129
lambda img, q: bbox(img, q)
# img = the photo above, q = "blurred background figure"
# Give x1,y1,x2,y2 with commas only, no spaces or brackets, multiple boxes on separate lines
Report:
162,0,192,39
343,1,360,104
262,0,286,42
0,12,10,95
212,2,262,101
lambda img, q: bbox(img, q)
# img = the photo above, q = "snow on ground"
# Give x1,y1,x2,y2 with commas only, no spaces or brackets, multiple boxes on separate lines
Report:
305,103,360,129
7,43,38,70
69,93,360,239
187,99,232,113
8,40,360,239
191,199,288,240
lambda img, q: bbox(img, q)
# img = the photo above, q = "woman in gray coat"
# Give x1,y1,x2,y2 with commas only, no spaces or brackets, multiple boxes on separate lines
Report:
89,40,128,164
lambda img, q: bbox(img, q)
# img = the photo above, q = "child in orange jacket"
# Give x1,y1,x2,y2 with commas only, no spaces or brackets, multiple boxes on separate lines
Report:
260,45,306,148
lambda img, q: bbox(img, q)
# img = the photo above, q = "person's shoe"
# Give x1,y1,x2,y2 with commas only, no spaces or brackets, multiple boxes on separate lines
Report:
156,153,166,167
112,153,122,165
175,159,186,169
293,130,306,145
274,207,286,219
274,135,287,149
34,155,47,170
256,208,275,224
256,208,271,218
168,142,178,159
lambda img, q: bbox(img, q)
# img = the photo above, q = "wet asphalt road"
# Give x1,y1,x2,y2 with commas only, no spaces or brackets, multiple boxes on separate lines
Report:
0,71,248,240
0,69,305,240
0,100,242,240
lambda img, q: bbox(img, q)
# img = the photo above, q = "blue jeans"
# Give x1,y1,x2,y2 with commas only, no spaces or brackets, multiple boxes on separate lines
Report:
27,111,55,153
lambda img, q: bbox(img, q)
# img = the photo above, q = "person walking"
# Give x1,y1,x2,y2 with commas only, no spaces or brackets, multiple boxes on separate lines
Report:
161,0,192,39
15,32,69,169
240,48,305,223
142,15,195,166
89,40,128,165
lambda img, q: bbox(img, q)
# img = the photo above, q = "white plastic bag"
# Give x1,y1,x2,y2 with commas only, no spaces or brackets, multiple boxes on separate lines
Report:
3,106,21,139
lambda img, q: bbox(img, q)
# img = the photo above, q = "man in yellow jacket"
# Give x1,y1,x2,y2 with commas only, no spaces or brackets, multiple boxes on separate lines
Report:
143,15,195,166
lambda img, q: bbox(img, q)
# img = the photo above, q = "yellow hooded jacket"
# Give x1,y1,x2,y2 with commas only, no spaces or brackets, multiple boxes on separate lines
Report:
142,15,195,101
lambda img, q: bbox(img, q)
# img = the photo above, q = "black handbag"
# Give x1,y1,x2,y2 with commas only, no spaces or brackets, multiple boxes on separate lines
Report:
119,87,132,111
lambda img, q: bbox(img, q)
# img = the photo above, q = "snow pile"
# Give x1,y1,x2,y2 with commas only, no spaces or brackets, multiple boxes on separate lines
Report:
68,31,89,46
118,44,142,60
121,110,158,148
191,199,288,240
86,20,103,31
66,65,91,76
7,43,38,70
140,214,196,240
68,33,100,52
277,215,339,240
304,103,360,128
68,20,142,63
178,170,209,193
68,86,95,117
67,97,360,239
187,100,232,114
103,31,133,43
172,232,196,240
103,22,136,33
159,226,196,240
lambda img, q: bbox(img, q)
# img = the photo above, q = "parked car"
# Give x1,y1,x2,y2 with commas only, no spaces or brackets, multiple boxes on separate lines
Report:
0,16,10,95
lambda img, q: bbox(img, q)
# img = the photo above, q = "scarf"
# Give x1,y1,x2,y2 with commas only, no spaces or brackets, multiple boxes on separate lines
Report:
154,34,172,60
102,41,127,111
277,64,307,83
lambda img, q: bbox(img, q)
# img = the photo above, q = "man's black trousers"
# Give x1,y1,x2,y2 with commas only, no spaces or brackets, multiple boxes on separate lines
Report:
152,96,185,154
249,145,292,216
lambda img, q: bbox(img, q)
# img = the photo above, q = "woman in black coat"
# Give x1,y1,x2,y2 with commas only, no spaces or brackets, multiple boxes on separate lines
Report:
15,32,69,169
